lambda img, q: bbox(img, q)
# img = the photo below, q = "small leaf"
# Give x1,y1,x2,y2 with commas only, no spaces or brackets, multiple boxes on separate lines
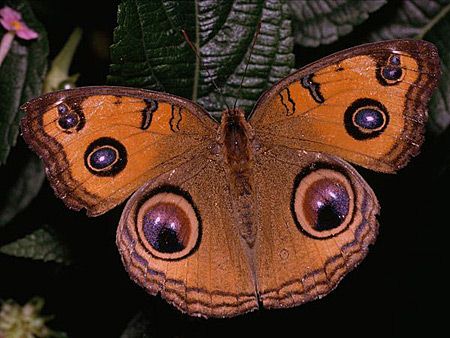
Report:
0,226,71,264
108,0,294,118
0,0,48,164
0,151,44,227
43,27,82,93
366,0,450,135
289,0,386,47
120,311,154,338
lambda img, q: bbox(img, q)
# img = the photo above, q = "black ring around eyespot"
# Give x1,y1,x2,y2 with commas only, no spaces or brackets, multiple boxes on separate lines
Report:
134,185,202,261
344,98,389,140
290,162,356,240
84,137,127,177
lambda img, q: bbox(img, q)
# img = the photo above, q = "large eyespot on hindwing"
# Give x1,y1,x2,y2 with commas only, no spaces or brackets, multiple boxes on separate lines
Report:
84,137,127,177
56,102,85,133
133,187,201,260
344,98,389,140
291,166,355,239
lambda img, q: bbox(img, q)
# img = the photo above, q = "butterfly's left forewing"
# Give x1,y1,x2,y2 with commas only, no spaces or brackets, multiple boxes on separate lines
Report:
21,86,218,216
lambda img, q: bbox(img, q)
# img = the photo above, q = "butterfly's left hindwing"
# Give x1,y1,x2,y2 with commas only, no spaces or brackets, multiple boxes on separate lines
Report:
117,155,259,317
21,86,218,216
250,40,440,172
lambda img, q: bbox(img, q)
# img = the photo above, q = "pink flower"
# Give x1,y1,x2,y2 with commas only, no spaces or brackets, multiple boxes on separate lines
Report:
0,6,38,66
0,6,38,40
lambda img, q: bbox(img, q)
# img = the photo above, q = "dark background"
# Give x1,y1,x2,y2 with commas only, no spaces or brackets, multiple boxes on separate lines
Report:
1,1,447,337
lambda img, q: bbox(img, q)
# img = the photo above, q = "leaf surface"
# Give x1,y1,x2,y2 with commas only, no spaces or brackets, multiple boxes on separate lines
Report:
0,0,48,164
289,0,386,47
108,0,294,118
0,151,44,227
0,226,71,264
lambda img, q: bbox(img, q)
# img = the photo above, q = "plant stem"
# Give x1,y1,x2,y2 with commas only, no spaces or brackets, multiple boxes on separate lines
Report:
416,3,450,40
0,31,15,66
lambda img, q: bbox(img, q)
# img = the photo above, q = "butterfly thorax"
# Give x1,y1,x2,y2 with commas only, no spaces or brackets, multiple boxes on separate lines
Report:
219,108,257,247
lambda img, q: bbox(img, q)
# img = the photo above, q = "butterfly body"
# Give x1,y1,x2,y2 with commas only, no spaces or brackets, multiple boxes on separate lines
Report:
219,108,257,246
21,40,440,317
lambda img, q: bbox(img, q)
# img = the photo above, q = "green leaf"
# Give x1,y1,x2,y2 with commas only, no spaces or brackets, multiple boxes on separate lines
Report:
366,0,450,135
367,0,450,40
289,0,386,47
0,226,71,264
43,27,82,93
120,312,153,338
197,0,295,116
108,0,294,118
0,0,48,165
424,5,450,134
0,151,44,227
108,0,196,98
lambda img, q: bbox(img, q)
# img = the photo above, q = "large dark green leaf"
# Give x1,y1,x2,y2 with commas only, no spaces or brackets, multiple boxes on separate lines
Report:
0,0,48,164
108,0,196,98
0,226,71,264
289,0,386,47
108,0,294,118
367,0,450,40
424,5,450,134
366,0,450,134
197,0,294,116
0,150,44,227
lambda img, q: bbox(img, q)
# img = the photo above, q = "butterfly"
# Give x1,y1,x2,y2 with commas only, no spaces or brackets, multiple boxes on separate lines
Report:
21,39,440,317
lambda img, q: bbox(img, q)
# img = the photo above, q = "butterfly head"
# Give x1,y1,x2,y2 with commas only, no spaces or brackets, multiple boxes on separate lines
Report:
221,108,250,136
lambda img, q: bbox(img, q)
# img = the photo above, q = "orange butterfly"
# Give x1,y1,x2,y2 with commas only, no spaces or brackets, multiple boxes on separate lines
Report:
21,40,440,317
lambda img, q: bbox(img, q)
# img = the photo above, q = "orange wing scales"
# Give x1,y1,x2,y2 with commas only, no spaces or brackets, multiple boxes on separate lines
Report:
21,88,217,216
251,40,440,172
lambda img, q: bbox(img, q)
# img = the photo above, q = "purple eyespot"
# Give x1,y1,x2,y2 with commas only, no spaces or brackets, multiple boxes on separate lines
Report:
354,108,385,130
382,66,402,81
56,103,83,131
292,168,355,239
390,54,401,65
89,147,117,170
57,104,68,114
142,202,190,253
303,179,350,231
134,190,201,260
344,98,389,140
84,138,127,177
58,112,79,130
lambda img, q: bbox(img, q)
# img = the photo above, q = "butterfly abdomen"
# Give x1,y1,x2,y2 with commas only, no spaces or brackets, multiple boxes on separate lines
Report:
220,109,257,246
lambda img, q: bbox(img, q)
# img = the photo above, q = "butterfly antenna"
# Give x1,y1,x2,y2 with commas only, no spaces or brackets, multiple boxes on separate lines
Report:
233,22,262,111
181,29,231,111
